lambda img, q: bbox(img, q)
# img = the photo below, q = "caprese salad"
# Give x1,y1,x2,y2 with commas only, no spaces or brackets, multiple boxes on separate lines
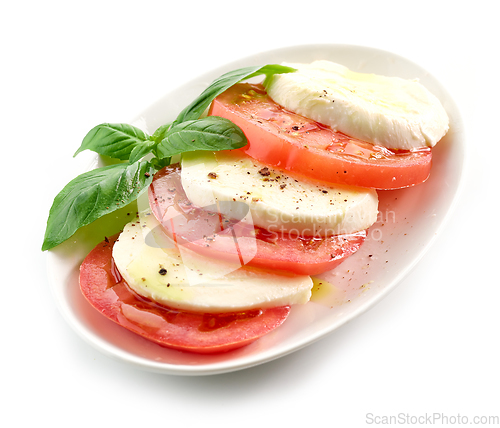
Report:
43,60,449,354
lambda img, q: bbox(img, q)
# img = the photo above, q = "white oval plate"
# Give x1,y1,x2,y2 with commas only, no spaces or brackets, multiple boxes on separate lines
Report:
46,44,466,376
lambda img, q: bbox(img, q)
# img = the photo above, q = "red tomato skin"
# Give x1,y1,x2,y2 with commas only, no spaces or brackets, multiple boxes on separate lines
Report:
79,236,290,354
209,83,432,190
148,165,366,276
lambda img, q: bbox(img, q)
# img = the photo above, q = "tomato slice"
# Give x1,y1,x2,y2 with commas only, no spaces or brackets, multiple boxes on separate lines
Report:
209,83,432,189
79,236,291,354
148,164,366,276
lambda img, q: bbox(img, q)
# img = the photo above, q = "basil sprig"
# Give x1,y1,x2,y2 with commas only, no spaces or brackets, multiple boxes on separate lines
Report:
42,63,296,251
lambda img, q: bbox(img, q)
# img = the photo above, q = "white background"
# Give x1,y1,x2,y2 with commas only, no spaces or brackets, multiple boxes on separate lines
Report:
2,1,499,427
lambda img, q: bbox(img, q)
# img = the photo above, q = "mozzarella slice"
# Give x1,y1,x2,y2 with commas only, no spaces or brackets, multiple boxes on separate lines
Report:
180,151,378,237
265,60,449,150
112,208,313,313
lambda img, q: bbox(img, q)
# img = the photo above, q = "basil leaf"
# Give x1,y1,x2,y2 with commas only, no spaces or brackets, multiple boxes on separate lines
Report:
174,64,296,124
74,123,149,160
152,123,172,142
42,160,154,251
129,140,157,163
155,116,247,159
